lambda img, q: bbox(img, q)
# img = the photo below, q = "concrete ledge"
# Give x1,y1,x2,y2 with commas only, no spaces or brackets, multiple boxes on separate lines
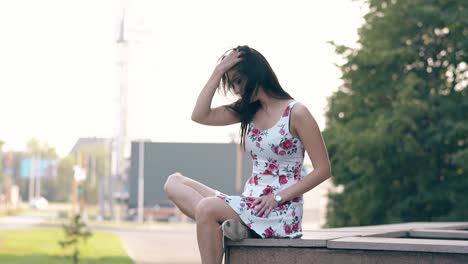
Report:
318,222,468,232
226,247,468,264
410,229,468,240
224,222,468,264
227,231,375,248
327,236,468,254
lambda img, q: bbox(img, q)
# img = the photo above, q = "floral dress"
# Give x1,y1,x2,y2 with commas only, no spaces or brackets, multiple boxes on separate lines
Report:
216,100,305,238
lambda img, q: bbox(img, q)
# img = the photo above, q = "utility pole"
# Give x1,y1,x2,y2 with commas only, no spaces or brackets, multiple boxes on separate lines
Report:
35,156,41,199
71,152,79,216
137,141,145,222
113,0,130,222
78,152,86,216
28,157,36,203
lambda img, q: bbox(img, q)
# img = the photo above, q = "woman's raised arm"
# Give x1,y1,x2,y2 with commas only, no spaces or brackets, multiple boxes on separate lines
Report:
191,50,243,126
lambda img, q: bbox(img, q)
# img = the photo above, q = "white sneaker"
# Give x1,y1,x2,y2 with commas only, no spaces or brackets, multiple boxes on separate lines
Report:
221,219,250,241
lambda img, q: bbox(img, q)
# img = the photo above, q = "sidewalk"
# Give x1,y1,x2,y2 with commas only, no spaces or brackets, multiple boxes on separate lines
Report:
116,227,200,264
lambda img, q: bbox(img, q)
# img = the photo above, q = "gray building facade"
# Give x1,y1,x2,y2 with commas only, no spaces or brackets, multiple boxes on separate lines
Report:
128,141,253,208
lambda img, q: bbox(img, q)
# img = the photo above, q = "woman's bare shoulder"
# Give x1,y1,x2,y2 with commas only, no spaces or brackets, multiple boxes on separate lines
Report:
290,102,320,137
291,102,314,119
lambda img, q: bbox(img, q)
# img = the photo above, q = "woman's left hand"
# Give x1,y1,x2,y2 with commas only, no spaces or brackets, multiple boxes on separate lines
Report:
251,195,278,218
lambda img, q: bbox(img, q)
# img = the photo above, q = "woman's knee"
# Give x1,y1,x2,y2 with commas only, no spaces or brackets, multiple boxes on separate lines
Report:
163,172,185,197
195,197,219,223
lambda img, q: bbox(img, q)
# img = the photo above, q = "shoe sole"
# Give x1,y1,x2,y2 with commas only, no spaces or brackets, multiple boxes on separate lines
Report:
221,219,250,241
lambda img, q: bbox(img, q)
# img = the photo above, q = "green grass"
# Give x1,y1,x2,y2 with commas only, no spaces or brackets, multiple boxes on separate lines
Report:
0,228,134,264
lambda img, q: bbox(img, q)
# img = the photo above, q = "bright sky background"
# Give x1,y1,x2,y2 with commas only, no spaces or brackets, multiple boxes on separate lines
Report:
0,0,367,157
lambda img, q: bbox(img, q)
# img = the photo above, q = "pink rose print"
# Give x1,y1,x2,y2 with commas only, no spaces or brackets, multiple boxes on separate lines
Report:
294,166,301,176
279,175,288,185
248,175,259,185
253,175,259,185
263,169,274,175
246,196,256,203
272,145,279,154
262,186,274,195
264,227,275,238
252,128,260,137
284,224,292,234
282,106,290,117
292,197,300,203
294,166,302,180
240,203,245,208
246,196,255,208
292,223,299,232
292,211,296,217
279,128,285,135
280,139,293,150
279,150,286,156
277,204,286,211
258,136,262,142
268,162,278,171
256,142,261,148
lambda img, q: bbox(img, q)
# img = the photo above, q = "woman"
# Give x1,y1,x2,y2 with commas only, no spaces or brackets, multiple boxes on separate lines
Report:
164,45,331,264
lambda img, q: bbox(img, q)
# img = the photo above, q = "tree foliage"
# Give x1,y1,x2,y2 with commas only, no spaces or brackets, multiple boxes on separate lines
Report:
43,144,111,204
324,0,467,227
58,214,93,264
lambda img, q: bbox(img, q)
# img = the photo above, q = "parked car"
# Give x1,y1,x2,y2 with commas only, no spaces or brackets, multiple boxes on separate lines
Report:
30,197,48,209
127,200,177,222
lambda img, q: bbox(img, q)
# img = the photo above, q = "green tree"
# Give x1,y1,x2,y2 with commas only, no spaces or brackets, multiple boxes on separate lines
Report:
324,0,467,227
36,142,111,204
58,214,93,264
26,138,58,158
74,145,112,204
17,138,59,201
46,155,75,202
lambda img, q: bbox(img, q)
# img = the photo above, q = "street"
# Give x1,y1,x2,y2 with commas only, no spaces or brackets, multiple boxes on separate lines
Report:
116,227,200,264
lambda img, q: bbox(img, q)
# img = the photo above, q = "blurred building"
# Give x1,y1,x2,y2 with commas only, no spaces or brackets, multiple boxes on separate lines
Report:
128,141,252,210
69,137,113,154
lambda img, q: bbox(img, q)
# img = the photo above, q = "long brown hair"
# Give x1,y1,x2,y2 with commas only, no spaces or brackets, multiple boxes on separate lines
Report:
219,45,293,148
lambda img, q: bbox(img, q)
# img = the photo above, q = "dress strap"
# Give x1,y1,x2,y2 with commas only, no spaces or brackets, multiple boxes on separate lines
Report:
280,100,298,120
286,100,299,132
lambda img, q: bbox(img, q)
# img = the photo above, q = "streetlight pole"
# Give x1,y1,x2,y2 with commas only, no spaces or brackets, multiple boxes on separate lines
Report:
137,141,145,222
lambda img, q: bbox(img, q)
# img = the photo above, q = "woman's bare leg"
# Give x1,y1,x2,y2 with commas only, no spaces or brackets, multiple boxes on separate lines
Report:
163,172,216,219
195,197,243,264
164,172,243,264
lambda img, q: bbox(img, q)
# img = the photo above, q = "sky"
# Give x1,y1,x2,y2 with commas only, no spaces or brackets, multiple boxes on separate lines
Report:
0,0,367,157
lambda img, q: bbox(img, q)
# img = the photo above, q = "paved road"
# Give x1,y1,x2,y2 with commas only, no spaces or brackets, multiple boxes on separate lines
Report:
115,227,201,264
0,211,55,229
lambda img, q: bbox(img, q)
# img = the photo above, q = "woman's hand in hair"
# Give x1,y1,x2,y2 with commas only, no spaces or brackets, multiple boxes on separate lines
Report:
215,49,243,74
